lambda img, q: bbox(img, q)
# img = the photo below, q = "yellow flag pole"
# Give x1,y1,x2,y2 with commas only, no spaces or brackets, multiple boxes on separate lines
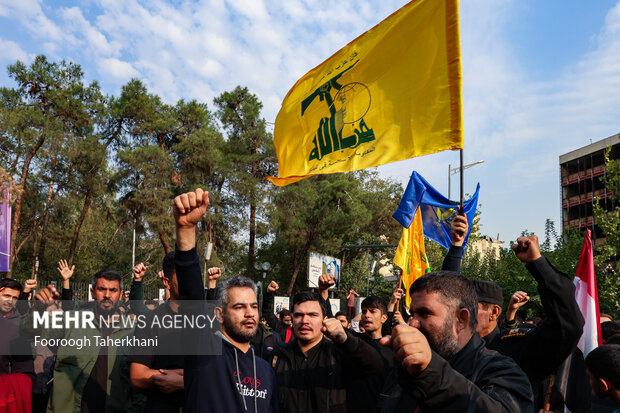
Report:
459,149,464,210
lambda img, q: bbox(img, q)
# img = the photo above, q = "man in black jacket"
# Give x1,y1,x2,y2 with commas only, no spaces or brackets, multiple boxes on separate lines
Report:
443,214,584,407
379,271,533,412
269,291,383,413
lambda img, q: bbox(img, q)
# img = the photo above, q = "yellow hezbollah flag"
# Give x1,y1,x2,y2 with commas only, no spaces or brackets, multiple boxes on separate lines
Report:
394,207,431,309
267,0,463,186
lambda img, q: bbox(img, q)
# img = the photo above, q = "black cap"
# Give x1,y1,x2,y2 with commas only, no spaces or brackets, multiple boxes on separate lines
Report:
472,279,503,306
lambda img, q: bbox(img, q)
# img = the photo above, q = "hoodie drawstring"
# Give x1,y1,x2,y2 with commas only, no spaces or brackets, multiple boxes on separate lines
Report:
251,346,258,413
234,347,248,411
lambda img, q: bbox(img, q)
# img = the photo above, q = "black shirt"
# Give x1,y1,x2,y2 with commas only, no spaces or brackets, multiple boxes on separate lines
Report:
347,333,395,412
127,302,184,412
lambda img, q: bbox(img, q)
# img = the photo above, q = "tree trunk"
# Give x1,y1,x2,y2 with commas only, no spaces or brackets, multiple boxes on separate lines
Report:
286,221,321,295
9,132,47,274
159,229,171,253
37,154,58,267
68,180,94,266
30,230,39,279
248,195,256,280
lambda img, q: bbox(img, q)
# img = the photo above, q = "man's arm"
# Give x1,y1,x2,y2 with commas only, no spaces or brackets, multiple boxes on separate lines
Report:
205,267,221,300
129,262,149,316
261,281,288,338
511,235,584,380
441,213,467,273
17,279,37,315
174,189,210,301
57,260,77,311
318,274,335,318
326,321,382,383
381,325,533,412
396,353,533,412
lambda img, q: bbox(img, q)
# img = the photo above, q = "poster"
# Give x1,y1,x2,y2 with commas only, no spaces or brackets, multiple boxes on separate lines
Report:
308,252,341,288
329,298,341,315
274,296,290,315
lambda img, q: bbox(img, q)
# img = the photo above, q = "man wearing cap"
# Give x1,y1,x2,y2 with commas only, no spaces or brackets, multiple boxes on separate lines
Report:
443,214,584,408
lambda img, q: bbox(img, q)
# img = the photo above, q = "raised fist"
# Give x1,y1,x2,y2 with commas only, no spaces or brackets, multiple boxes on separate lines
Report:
511,235,542,264
173,189,209,228
450,213,468,247
322,317,347,344
318,274,336,291
380,324,432,375
23,279,38,293
207,267,221,281
267,281,279,293
508,291,530,312
33,285,61,310
133,262,147,282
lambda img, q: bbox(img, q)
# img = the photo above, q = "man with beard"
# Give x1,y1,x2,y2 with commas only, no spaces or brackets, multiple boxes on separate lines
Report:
379,271,533,412
172,188,278,413
24,269,136,412
443,215,584,408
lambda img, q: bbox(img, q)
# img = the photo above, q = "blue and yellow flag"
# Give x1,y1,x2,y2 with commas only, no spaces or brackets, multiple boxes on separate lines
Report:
393,207,430,309
267,0,463,186
393,171,479,252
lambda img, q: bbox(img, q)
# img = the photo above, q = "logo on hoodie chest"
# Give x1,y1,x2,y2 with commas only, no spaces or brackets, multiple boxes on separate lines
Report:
233,371,268,400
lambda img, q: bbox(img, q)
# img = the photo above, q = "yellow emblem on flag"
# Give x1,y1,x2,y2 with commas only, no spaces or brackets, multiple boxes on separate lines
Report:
267,0,463,186
394,207,430,309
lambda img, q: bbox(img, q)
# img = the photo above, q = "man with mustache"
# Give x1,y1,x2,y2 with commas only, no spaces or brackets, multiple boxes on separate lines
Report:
268,290,383,413
172,188,278,413
444,215,584,408
379,272,533,412
25,269,136,413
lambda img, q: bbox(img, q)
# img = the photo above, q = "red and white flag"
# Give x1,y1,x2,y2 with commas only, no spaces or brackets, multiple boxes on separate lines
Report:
573,229,601,357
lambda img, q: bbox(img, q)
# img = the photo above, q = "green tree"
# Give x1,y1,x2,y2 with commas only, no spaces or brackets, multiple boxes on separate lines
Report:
263,171,402,296
214,86,276,279
0,55,105,274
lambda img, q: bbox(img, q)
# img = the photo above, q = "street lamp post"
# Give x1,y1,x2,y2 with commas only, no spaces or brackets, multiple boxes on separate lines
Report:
254,261,271,311
448,160,484,200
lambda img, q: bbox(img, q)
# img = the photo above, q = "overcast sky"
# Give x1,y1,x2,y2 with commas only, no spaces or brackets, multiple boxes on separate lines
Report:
1,0,620,245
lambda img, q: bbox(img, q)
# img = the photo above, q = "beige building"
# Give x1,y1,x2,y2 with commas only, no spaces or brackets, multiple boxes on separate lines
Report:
470,235,504,260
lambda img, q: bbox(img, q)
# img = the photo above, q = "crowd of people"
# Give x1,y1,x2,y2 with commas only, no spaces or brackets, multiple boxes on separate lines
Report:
1,187,619,413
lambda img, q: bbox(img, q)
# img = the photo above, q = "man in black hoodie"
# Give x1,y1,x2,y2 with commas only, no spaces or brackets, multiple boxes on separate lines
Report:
173,188,278,413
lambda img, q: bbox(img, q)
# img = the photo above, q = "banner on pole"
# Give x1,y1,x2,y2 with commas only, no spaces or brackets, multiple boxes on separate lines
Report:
0,186,11,272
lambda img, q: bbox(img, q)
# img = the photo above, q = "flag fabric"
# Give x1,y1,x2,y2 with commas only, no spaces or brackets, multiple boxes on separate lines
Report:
0,187,10,272
553,348,592,413
393,171,479,251
573,228,601,357
267,0,463,186
394,207,431,308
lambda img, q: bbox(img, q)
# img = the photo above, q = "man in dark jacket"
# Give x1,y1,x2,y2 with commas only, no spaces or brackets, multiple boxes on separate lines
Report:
347,296,395,413
268,291,383,413
173,188,278,413
379,271,533,412
443,214,584,407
